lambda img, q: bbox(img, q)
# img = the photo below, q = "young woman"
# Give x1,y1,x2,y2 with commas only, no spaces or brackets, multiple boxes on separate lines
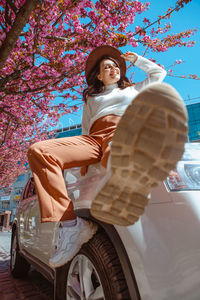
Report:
28,45,188,267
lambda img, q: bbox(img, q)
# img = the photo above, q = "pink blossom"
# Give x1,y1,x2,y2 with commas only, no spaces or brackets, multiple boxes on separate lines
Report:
0,0,197,187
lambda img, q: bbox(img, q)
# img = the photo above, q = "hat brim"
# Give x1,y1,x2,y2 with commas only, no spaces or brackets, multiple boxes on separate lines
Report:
85,45,126,84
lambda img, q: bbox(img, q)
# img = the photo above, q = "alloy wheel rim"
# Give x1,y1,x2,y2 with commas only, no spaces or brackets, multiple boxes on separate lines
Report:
66,254,105,300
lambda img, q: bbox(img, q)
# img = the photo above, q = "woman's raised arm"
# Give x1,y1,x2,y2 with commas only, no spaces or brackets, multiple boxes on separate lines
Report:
121,51,167,91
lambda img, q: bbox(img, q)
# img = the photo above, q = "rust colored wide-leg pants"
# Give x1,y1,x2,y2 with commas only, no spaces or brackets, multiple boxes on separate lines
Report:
28,115,120,223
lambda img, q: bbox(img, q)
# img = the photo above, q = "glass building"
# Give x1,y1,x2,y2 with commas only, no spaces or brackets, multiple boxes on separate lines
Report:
55,124,82,139
186,103,200,141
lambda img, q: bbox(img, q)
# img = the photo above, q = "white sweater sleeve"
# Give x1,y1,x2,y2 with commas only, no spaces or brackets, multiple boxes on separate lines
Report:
81,102,90,135
134,55,167,92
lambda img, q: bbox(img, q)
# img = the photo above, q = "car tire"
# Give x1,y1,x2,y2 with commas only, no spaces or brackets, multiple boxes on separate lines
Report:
10,230,30,278
65,232,131,299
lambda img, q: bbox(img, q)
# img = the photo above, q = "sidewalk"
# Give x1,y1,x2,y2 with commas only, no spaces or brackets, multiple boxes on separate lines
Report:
0,231,12,254
0,232,53,300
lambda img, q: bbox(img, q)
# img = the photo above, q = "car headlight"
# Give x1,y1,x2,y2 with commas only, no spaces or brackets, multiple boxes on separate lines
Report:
184,164,200,186
165,162,200,191
165,143,200,191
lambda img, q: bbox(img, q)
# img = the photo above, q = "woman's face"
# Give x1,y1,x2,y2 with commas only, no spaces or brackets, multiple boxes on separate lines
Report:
97,59,120,86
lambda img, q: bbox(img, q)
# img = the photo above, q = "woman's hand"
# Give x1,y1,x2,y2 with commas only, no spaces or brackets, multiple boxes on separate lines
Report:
121,51,138,63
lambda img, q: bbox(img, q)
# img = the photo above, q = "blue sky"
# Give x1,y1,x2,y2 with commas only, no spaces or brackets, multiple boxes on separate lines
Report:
141,0,200,104
61,0,200,128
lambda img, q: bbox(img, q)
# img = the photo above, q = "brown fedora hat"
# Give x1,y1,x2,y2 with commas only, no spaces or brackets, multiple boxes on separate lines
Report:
85,45,126,84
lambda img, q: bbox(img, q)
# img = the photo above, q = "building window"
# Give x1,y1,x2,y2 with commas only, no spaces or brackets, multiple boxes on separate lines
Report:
16,174,25,182
2,201,10,209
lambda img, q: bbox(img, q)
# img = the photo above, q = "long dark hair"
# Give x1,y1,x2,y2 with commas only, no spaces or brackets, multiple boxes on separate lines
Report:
83,56,133,103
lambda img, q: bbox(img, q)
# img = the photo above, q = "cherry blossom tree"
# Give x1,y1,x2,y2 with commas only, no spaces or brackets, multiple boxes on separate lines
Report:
0,0,198,187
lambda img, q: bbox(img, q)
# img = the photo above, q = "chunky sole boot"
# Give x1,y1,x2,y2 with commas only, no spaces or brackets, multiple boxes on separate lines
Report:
90,83,188,226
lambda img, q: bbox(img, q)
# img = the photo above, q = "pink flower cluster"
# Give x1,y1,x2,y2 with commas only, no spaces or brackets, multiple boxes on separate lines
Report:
0,0,197,187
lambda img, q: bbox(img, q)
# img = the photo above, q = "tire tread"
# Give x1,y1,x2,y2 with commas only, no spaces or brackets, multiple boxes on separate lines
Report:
10,230,30,278
81,232,132,299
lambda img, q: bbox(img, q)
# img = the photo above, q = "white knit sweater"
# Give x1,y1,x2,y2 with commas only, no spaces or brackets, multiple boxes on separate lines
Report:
82,55,167,135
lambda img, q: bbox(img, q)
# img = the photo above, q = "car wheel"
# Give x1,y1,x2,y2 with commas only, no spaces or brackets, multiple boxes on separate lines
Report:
65,232,131,299
10,230,30,278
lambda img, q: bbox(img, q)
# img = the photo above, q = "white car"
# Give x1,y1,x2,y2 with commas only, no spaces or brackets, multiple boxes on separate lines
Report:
10,142,200,300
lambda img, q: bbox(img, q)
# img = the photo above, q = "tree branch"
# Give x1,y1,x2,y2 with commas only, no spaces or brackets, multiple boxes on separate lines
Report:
32,2,42,66
0,66,29,89
5,3,12,26
0,21,7,33
0,0,39,70
0,107,19,122
52,12,65,28
1,119,10,146
1,119,19,146
46,35,71,42
6,0,18,14
133,1,188,37
168,73,200,80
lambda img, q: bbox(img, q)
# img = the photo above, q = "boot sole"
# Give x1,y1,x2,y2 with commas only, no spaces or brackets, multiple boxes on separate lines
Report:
90,83,188,226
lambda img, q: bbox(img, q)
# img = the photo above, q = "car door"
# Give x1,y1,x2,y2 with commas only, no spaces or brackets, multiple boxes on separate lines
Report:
22,178,58,264
18,178,41,255
20,178,57,262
